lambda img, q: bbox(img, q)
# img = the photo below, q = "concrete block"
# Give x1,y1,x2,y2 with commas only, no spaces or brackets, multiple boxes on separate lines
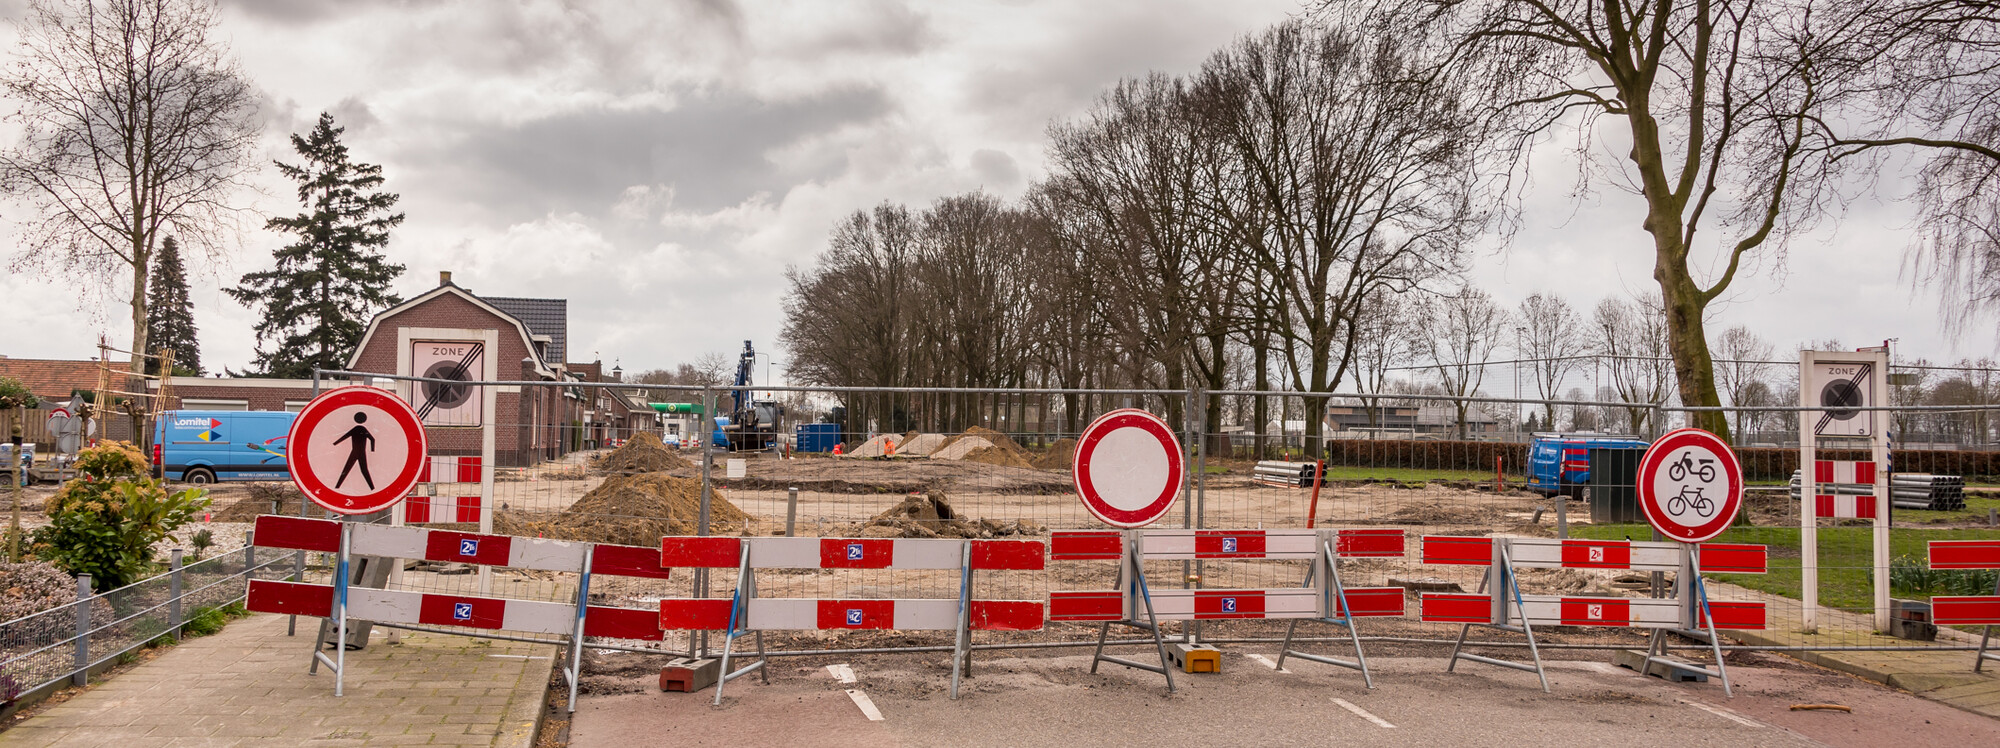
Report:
660,657,721,693
1168,644,1222,674
1611,649,1709,682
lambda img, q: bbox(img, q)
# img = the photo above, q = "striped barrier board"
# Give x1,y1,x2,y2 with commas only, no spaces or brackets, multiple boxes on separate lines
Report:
656,599,1046,631
252,515,673,578
1927,540,2000,631
1050,528,1405,562
1927,540,2000,570
404,457,485,522
418,456,484,483
1815,460,1877,485
1814,494,1878,519
660,536,1045,571
248,580,669,640
1420,536,1764,574
1812,460,1879,519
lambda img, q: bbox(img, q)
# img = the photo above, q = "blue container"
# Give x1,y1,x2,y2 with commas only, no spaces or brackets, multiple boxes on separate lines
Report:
795,423,841,453
1527,433,1650,495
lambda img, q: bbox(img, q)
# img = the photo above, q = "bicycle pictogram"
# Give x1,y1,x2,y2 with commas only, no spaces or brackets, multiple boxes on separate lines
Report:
1666,484,1716,518
1667,451,1716,483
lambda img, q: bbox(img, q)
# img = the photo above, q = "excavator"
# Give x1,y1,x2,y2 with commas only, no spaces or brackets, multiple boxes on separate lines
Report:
711,340,783,451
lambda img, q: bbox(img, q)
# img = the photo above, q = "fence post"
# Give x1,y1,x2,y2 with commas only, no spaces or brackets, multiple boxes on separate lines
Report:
785,487,799,537
245,530,256,573
696,386,714,658
72,573,91,687
169,549,184,641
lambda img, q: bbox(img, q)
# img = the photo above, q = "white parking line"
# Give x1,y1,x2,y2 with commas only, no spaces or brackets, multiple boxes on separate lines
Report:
1245,654,1290,673
826,663,857,683
1682,699,1760,728
1332,698,1395,728
846,688,885,721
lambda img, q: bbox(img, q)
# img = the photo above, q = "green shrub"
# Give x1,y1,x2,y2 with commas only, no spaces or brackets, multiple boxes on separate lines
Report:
31,442,208,591
1890,553,2000,597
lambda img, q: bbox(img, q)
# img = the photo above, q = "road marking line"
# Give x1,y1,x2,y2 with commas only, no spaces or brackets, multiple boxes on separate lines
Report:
1683,700,1760,728
826,663,857,683
846,688,885,721
1332,698,1395,728
1246,653,1290,673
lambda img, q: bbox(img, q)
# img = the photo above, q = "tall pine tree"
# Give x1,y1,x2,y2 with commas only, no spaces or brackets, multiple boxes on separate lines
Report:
230,112,405,378
143,236,201,375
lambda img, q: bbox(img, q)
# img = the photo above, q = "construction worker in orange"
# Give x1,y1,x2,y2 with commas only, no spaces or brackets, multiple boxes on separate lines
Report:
886,437,898,456
832,443,844,456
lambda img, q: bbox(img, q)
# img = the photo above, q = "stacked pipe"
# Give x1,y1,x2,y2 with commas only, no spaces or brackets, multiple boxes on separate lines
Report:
1787,470,1966,511
1253,460,1323,488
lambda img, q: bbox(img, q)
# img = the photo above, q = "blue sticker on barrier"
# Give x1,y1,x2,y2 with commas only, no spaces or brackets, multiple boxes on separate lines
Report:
459,538,479,556
847,543,864,561
1221,598,1237,613
846,608,865,625
453,602,474,621
1222,537,1237,554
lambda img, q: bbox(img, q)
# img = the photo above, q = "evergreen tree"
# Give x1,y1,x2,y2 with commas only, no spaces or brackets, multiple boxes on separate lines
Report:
229,112,405,378
143,237,202,376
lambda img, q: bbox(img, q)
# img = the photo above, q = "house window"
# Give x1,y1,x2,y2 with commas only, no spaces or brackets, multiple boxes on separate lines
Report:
284,401,309,412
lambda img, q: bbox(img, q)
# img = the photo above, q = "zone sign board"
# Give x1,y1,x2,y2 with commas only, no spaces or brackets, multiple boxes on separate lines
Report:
412,340,486,426
288,386,428,515
1801,350,1885,438
1637,428,1744,543
1072,408,1185,528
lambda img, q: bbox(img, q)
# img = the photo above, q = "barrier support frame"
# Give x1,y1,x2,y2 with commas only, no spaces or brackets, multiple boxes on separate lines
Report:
1088,539,1178,693
1978,573,1999,672
1444,540,1551,693
711,545,770,706
305,522,352,696
1637,544,1734,696
1275,540,1374,687
561,548,593,711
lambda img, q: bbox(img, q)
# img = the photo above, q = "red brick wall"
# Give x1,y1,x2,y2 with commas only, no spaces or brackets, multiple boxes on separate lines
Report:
165,383,314,412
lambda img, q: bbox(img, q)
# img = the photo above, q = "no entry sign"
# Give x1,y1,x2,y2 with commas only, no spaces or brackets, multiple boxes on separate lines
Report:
1637,428,1743,543
289,387,427,515
1072,409,1184,528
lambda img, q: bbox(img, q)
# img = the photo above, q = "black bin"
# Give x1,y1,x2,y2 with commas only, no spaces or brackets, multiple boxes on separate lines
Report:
1588,447,1647,523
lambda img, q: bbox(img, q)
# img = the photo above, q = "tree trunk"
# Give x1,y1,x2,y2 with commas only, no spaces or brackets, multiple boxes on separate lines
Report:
1658,264,1729,439
1254,332,1269,459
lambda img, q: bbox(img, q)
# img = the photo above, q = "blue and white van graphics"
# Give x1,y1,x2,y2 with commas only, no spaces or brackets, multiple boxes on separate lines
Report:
152,410,296,484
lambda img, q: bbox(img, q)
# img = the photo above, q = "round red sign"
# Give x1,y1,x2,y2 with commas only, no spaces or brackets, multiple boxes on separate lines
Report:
288,387,427,515
1637,428,1743,543
1072,409,1184,528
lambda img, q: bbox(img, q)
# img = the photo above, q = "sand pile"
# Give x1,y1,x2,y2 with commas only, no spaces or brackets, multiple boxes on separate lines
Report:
496,473,747,546
594,431,693,473
932,436,994,461
893,433,947,456
1031,438,1077,470
840,491,1047,539
844,433,898,457
931,433,1037,469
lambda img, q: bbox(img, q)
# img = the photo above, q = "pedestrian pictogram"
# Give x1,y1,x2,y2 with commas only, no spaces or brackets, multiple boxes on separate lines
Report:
1636,428,1743,543
1072,409,1184,528
288,387,427,515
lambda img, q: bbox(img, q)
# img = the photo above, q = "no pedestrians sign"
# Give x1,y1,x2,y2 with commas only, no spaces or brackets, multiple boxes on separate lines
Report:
288,387,428,515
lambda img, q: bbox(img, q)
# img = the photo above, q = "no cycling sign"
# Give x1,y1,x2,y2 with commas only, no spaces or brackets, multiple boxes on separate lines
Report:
1636,428,1744,543
288,387,428,515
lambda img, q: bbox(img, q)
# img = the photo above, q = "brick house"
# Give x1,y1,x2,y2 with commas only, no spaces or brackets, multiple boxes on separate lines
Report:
147,272,658,466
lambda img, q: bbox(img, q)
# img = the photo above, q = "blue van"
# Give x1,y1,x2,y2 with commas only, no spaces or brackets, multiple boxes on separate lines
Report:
1526,433,1650,496
152,410,296,484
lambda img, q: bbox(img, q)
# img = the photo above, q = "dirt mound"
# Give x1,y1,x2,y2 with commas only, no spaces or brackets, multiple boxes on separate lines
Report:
960,446,1036,469
594,431,693,473
938,427,1028,457
931,436,993,461
1031,438,1077,470
496,473,747,546
893,433,948,456
841,491,1046,538
214,483,331,521
1385,502,1492,525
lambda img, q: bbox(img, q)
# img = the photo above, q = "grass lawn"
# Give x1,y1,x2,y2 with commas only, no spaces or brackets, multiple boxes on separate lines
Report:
1572,523,2000,612
1897,495,2000,525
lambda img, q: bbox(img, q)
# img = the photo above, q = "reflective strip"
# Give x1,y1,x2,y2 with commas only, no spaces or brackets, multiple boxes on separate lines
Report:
1932,596,2000,625
1700,544,1769,574
1419,593,1492,623
1421,536,1493,566
1929,540,2000,570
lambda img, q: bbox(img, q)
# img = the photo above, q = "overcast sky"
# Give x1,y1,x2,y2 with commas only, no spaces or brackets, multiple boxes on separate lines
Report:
0,0,1986,385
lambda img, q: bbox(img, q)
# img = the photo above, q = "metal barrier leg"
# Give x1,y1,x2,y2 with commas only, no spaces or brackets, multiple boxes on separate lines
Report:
1500,547,1551,693
1133,554,1177,694
950,542,971,700
1276,619,1301,671
1089,622,1111,674
1446,624,1472,673
1275,542,1372,687
1977,626,1994,673
1325,546,1374,688
712,549,750,706
565,552,592,712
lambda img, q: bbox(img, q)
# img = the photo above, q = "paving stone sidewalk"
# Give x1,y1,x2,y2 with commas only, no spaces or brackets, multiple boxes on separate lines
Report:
0,613,555,747
1712,580,2000,718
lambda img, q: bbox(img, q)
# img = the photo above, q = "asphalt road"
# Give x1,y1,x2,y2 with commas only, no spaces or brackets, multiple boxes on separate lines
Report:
571,649,1997,746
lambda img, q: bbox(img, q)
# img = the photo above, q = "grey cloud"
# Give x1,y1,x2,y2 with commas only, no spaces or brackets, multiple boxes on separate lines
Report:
412,86,893,219
328,96,380,134
799,0,935,57
970,149,1020,189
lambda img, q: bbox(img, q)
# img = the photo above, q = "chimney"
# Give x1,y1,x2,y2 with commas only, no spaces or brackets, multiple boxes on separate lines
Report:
440,270,453,286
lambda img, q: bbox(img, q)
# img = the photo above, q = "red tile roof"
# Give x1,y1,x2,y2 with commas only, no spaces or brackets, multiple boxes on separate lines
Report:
0,358,131,402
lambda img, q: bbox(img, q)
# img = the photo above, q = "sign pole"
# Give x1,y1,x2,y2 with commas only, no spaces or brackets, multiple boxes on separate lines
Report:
335,520,350,697
1869,348,1891,632
478,383,496,597
1798,350,1819,633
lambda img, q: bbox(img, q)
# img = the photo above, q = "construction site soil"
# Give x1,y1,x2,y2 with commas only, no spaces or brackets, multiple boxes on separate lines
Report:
495,473,750,546
593,431,695,473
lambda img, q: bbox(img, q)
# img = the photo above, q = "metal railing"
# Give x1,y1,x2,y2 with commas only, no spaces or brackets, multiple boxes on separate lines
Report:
0,545,298,706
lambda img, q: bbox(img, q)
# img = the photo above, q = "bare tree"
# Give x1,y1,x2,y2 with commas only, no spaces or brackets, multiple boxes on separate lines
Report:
1355,0,1931,439
1351,289,1413,430
1712,325,1775,438
0,0,260,384
1421,288,1506,438
1592,295,1671,434
1516,292,1584,425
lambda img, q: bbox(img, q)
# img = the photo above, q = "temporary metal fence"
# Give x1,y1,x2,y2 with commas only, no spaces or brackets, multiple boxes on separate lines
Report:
0,545,299,707
257,371,2000,668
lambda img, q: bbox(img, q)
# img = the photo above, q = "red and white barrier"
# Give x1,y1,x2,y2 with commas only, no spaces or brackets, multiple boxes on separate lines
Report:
1417,535,1767,694
1809,460,1880,519
1815,460,1877,485
652,534,1047,702
1814,494,1877,519
252,515,673,579
402,457,485,523
1927,540,2000,670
